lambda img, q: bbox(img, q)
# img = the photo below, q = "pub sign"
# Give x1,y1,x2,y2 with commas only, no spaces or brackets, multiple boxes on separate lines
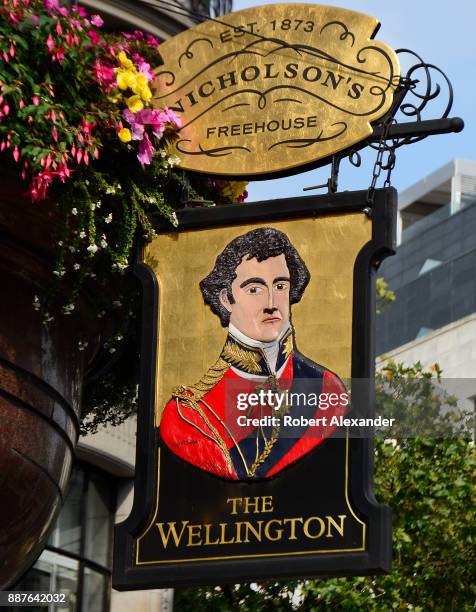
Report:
113,187,396,588
113,2,398,589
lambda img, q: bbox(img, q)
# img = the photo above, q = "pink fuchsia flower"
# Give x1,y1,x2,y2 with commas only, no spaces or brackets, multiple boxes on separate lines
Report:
32,95,40,106
93,59,116,91
46,33,55,53
145,34,160,47
54,46,65,62
87,30,101,45
91,14,103,27
70,18,83,30
72,5,88,18
137,132,154,164
44,0,68,16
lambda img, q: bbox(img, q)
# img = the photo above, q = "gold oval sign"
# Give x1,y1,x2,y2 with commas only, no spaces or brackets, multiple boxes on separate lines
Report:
152,4,400,178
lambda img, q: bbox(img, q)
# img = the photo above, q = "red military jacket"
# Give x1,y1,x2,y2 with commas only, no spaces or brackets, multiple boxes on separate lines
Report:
160,329,348,480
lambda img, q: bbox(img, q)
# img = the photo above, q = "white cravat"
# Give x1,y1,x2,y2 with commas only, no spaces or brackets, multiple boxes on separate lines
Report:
228,321,291,376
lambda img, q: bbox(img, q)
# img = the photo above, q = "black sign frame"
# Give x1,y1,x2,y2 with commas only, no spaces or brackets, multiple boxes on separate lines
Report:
113,187,397,589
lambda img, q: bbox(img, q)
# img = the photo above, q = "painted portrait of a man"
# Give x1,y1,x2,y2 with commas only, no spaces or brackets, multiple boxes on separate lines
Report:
160,227,347,480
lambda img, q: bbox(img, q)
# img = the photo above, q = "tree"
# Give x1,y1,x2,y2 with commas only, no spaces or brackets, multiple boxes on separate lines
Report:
175,364,475,611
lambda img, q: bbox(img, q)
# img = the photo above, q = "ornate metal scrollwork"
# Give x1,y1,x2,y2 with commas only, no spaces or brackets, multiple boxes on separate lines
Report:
310,50,463,198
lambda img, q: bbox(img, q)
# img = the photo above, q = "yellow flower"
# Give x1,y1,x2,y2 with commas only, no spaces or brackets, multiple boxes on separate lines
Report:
126,94,144,113
135,73,148,90
118,128,132,143
138,85,152,102
118,51,134,70
116,69,138,91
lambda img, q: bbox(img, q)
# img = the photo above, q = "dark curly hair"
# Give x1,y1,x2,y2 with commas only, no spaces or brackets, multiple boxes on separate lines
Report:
200,227,311,327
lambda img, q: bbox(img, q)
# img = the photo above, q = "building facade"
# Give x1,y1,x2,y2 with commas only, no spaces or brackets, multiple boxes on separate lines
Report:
377,159,476,423
378,159,476,361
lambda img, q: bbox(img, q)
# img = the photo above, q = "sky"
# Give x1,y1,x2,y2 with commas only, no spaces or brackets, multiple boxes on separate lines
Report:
228,0,476,201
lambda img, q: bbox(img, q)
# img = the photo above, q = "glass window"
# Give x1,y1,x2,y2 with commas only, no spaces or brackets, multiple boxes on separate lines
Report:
13,550,79,612
48,468,84,555
14,462,115,612
82,568,108,612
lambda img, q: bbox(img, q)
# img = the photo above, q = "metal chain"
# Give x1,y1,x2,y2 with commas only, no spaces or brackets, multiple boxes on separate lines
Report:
366,117,397,204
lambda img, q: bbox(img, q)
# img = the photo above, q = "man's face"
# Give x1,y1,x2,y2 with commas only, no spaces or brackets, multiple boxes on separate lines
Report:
219,254,291,342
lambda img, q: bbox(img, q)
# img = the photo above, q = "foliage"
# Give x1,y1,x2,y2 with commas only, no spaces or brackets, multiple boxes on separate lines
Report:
375,359,471,439
0,0,247,323
175,363,476,611
0,0,247,427
376,277,395,315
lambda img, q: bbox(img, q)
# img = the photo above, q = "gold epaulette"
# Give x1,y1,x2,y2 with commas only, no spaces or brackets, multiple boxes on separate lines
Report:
172,356,229,402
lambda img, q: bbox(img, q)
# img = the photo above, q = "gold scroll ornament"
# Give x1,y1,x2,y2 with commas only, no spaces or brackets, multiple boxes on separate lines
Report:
151,3,399,177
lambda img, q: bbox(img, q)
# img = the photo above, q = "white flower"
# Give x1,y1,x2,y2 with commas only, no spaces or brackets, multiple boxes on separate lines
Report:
58,240,63,246
171,211,178,227
105,186,116,195
69,246,76,253
79,231,86,239
100,234,107,248
113,300,122,307
87,244,98,254
105,213,112,224
53,268,65,277
109,347,116,354
78,340,89,351
96,200,102,209
90,203,96,211
72,208,78,215
73,263,80,270
167,155,181,167
62,303,75,315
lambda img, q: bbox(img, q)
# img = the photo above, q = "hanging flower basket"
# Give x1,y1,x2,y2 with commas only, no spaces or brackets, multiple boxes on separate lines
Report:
0,0,248,587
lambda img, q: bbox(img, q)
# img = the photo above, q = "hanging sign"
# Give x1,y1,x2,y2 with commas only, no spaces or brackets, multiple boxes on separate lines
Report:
113,188,396,589
151,4,399,177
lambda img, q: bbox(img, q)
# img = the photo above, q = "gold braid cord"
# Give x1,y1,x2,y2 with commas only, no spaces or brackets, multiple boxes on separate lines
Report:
172,357,234,475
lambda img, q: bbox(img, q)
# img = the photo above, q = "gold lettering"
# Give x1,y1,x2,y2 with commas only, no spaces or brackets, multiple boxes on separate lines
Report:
303,516,325,539
219,522,235,544
243,520,263,542
243,496,260,514
264,519,283,541
326,514,346,538
262,496,274,513
186,524,203,546
204,523,220,545
226,497,242,515
235,521,244,544
283,517,303,540
156,521,189,547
